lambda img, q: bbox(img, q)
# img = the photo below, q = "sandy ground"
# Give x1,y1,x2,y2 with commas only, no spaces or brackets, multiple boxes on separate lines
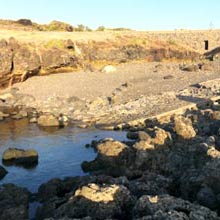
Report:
9,61,220,103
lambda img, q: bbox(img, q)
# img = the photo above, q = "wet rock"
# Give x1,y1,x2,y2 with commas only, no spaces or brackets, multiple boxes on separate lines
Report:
133,194,219,219
37,114,60,127
174,116,196,139
2,147,38,166
0,184,30,220
53,183,134,220
0,165,7,180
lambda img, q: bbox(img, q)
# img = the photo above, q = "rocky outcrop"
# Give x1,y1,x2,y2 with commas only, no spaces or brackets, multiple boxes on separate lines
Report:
0,184,30,220
37,183,133,220
0,38,80,88
2,147,38,166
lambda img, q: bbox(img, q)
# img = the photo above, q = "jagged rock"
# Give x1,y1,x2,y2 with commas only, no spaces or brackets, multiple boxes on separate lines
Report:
174,116,196,139
37,114,60,127
0,165,7,180
0,184,30,220
53,183,133,220
2,148,38,166
150,127,172,146
133,194,219,219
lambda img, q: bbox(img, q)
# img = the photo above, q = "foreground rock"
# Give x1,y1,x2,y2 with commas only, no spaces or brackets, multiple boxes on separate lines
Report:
37,183,134,220
0,165,7,179
0,184,30,220
133,194,220,219
2,148,38,166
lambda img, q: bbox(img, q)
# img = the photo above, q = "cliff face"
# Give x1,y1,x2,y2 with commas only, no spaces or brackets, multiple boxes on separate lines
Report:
0,36,200,89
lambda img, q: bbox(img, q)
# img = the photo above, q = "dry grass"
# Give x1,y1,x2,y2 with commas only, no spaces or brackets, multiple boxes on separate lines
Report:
0,27,220,53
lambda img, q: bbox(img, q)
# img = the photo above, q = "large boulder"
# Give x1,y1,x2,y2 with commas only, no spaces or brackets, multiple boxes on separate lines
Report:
0,165,7,180
52,183,134,220
0,184,30,220
37,114,60,127
82,139,134,176
174,116,196,139
2,148,38,166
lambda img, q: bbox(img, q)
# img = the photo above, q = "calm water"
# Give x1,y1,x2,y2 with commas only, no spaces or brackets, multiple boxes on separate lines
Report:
0,119,127,192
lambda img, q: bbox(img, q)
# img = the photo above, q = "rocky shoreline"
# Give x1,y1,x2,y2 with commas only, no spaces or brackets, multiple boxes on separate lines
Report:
2,98,220,219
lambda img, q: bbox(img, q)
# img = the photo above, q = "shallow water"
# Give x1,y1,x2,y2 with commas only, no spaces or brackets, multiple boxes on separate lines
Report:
0,119,127,192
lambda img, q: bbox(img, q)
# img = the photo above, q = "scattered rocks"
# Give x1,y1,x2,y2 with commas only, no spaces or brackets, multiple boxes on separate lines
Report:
2,148,38,166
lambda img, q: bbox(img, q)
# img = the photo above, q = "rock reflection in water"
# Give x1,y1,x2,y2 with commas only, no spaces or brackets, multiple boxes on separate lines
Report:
0,119,127,192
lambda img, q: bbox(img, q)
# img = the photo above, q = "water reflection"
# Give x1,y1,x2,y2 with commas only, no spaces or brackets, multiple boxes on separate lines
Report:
0,119,127,192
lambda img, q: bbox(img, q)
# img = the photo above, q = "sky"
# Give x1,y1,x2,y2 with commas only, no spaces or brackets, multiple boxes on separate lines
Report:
0,0,219,30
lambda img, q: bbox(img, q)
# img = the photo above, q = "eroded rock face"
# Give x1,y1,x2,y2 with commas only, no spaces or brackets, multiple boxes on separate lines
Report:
2,147,38,166
0,184,30,220
174,116,196,139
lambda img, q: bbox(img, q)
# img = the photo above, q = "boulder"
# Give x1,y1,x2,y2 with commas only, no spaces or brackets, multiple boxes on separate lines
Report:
2,148,38,166
0,184,30,220
53,183,133,220
82,139,134,176
150,127,172,146
174,116,196,139
0,165,7,180
37,114,60,127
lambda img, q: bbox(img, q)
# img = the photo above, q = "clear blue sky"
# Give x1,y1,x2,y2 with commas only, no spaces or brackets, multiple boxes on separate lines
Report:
0,0,219,30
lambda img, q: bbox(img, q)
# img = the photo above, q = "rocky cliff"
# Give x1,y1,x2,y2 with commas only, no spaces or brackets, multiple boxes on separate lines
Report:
0,36,200,89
